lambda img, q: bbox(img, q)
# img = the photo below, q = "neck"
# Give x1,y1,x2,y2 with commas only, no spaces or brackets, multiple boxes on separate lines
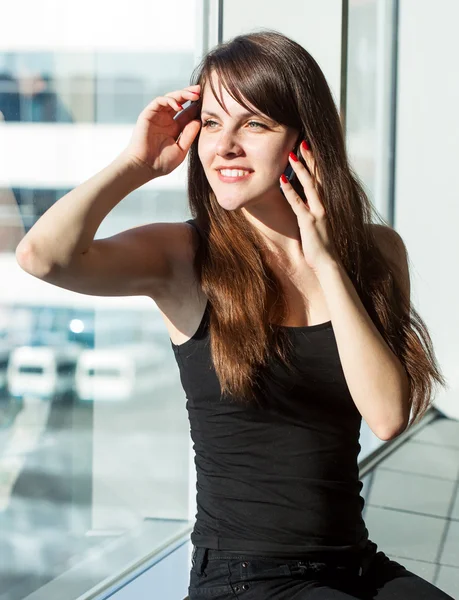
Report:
241,204,304,265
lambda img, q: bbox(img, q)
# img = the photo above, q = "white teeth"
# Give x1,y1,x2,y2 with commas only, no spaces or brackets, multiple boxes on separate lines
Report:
219,169,251,177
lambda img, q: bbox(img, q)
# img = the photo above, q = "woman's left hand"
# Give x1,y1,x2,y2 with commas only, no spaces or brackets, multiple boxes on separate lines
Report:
280,141,340,274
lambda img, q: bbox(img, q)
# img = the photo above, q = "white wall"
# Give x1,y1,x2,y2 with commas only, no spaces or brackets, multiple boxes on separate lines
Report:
395,0,459,419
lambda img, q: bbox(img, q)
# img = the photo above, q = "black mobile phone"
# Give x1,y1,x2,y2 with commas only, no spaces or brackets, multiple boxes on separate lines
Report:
173,99,201,124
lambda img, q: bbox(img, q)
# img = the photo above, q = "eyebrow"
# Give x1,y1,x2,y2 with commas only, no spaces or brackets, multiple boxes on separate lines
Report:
201,109,270,121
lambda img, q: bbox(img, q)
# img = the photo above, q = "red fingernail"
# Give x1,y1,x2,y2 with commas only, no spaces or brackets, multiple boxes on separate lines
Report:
177,104,184,110
289,152,299,162
302,140,309,151
280,174,288,183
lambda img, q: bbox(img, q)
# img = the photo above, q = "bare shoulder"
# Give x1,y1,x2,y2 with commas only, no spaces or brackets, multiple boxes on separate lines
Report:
370,223,410,303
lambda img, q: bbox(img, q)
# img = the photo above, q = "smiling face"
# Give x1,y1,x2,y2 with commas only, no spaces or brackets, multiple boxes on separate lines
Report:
197,71,299,212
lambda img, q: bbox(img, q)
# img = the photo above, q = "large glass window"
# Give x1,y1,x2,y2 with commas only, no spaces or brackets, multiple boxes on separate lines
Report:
0,1,403,597
0,2,199,598
0,51,195,124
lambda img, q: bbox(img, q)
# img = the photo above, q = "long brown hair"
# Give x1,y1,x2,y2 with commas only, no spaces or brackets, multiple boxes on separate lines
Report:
186,29,446,427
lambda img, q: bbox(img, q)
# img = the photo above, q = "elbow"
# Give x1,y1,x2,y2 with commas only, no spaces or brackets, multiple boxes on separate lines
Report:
15,240,30,265
16,242,52,279
376,424,406,442
375,413,409,441
16,242,34,272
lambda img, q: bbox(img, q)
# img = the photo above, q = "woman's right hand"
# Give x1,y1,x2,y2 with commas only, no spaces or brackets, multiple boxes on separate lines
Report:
120,84,202,179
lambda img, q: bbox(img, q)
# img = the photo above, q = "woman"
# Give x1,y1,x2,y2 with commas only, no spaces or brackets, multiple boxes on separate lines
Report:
16,30,449,599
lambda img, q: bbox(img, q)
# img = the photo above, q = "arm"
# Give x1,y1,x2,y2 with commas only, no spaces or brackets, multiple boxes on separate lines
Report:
15,153,153,275
15,85,201,298
315,225,411,441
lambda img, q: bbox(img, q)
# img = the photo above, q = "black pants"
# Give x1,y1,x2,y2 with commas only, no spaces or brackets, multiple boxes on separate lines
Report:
188,540,454,599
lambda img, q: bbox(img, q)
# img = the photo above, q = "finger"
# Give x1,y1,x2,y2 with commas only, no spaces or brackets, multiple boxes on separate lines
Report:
288,151,324,217
176,118,202,153
300,140,322,186
280,174,310,213
142,96,185,118
164,89,201,103
143,88,200,114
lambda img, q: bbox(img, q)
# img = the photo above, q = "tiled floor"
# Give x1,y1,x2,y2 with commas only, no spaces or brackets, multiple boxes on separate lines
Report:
362,415,459,598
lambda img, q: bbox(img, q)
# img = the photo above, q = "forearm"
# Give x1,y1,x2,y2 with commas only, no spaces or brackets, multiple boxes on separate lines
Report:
16,152,154,273
316,259,410,440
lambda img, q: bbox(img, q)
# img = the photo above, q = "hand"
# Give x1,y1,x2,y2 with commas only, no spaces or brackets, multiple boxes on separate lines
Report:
279,141,340,274
120,85,202,179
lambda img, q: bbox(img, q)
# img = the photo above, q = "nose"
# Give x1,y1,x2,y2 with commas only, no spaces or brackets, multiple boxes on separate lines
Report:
215,131,244,158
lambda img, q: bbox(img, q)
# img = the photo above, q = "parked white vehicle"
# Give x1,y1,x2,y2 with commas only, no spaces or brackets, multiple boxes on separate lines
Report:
7,344,81,400
75,342,167,402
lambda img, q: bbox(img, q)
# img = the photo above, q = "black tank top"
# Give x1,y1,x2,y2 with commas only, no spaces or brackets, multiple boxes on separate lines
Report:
170,219,369,559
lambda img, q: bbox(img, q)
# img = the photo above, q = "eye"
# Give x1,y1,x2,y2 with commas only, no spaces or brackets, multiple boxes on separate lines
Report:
201,119,218,128
201,119,267,130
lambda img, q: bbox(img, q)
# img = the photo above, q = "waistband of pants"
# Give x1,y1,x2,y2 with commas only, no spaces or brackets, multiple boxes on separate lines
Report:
191,545,367,577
